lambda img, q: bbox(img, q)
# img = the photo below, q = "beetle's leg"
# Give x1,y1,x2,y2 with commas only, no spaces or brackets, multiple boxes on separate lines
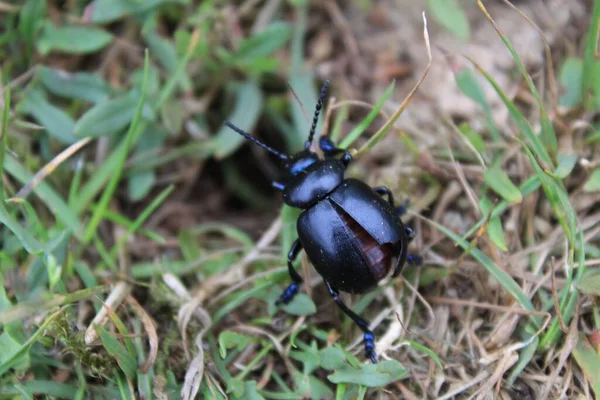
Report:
325,281,378,364
407,254,422,265
272,181,285,191
275,239,304,305
319,136,353,167
372,186,394,206
396,199,410,217
405,226,416,242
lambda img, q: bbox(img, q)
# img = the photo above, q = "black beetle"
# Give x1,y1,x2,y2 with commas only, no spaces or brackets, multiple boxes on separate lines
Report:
224,81,421,363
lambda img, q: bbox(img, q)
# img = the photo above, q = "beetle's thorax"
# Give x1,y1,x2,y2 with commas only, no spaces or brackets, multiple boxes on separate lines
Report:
282,152,345,209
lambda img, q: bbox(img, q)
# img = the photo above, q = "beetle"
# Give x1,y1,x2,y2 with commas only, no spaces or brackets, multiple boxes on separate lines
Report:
224,80,421,363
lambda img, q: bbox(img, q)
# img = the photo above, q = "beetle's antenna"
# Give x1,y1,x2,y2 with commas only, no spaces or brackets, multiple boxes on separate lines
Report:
305,80,330,149
224,121,288,161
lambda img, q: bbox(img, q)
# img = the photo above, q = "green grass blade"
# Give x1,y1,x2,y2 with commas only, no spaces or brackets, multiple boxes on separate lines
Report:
82,50,150,244
519,141,577,246
425,218,539,327
483,164,522,204
572,332,600,397
453,64,501,144
73,31,199,214
477,0,557,157
0,308,64,376
464,55,553,169
5,155,82,236
0,203,43,254
0,87,10,200
540,231,586,348
339,81,395,149
582,0,600,110
108,184,173,260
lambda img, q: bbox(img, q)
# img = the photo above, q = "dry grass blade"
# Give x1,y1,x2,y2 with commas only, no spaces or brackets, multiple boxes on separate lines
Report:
500,0,558,107
550,257,568,333
539,303,580,399
84,281,132,345
356,12,432,157
436,370,490,400
125,295,158,374
9,137,92,200
288,81,311,126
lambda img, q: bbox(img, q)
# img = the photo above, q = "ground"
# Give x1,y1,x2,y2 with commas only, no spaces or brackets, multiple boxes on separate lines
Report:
0,0,599,399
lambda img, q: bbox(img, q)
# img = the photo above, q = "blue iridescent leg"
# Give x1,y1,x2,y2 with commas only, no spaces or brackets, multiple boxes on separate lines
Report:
276,239,303,305
395,199,410,217
319,136,352,167
373,186,394,206
407,253,422,265
325,281,378,364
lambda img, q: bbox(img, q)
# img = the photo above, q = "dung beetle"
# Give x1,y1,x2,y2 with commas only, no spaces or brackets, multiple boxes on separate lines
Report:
224,81,421,363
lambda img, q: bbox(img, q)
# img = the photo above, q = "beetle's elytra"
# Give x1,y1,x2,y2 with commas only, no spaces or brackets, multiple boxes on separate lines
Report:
224,81,421,363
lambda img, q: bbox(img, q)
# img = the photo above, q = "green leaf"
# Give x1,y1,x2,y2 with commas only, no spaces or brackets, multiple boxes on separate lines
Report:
576,272,600,296
17,89,78,145
97,326,138,379
558,57,583,108
0,87,9,199
454,67,501,143
74,90,153,138
18,0,47,60
212,81,264,159
402,340,443,369
319,347,347,370
507,327,539,384
582,0,600,110
235,381,265,400
127,171,155,202
428,0,470,41
218,331,252,358
0,332,30,372
88,0,189,24
294,372,334,399
572,333,600,397
4,155,82,236
37,23,113,55
328,360,408,387
554,153,578,179
82,51,151,244
38,67,112,104
583,168,600,192
234,22,292,64
0,203,44,254
282,293,317,316
483,164,523,204
479,197,507,251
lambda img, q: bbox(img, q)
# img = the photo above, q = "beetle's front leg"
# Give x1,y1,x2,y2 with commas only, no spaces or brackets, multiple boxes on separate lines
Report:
275,239,304,305
325,281,378,364
319,136,352,167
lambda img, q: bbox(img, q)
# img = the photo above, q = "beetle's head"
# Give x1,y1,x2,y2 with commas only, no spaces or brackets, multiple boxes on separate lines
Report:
223,80,333,208
285,150,319,176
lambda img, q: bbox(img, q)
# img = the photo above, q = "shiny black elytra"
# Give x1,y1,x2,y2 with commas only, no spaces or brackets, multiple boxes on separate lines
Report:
224,81,421,363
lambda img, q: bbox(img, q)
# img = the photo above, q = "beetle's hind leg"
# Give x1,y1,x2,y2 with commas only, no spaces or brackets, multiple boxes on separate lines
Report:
372,186,395,206
372,186,411,217
325,281,378,364
276,239,304,305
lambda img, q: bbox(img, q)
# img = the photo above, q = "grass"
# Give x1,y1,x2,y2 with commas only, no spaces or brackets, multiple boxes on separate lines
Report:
1,0,599,399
